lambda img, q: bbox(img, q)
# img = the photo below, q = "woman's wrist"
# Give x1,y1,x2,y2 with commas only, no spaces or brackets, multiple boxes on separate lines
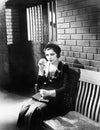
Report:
39,89,56,98
38,70,44,76
49,90,56,97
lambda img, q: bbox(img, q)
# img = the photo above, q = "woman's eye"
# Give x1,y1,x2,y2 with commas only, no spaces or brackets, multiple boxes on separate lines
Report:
45,53,55,57
45,54,49,57
51,53,55,56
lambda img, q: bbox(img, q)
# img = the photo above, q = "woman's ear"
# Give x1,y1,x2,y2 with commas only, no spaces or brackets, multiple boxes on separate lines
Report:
57,53,60,58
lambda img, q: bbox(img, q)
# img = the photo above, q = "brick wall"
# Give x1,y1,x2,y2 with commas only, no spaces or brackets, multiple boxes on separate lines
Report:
57,0,100,71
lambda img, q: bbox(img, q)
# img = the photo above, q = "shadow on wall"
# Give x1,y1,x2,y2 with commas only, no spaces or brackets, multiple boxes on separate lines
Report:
73,59,84,69
8,42,37,91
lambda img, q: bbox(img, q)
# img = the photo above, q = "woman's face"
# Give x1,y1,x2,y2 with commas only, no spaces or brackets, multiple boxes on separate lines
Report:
45,49,58,64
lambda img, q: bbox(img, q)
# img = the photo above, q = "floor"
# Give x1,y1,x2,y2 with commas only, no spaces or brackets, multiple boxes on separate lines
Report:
0,88,32,130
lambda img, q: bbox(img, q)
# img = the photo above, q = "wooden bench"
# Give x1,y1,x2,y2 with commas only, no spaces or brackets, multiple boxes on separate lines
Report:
43,68,100,130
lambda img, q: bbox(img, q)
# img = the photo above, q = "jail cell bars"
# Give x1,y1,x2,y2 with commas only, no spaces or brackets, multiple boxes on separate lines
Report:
48,0,57,41
26,5,43,42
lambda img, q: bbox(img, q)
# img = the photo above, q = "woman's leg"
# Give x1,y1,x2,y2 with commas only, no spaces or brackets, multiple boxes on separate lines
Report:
29,100,59,130
39,101,67,120
17,99,35,128
24,101,45,130
22,100,66,130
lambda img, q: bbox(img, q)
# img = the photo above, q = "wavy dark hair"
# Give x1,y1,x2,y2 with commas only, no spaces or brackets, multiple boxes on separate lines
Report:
44,42,61,58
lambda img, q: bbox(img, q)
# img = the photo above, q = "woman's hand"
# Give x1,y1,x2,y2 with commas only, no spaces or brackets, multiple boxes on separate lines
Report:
39,89,56,98
38,58,47,75
39,89,50,98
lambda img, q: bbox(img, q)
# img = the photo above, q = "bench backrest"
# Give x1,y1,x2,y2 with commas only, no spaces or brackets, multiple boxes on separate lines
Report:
75,69,100,122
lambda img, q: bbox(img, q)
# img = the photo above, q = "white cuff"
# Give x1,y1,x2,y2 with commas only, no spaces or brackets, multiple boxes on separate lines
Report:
38,70,44,76
49,90,56,97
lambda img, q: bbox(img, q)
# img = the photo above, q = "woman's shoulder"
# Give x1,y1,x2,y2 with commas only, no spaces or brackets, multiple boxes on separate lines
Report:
59,61,68,67
58,61,69,71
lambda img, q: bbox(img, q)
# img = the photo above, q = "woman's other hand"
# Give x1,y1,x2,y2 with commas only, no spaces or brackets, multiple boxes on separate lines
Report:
39,89,49,98
38,58,47,75
39,89,56,98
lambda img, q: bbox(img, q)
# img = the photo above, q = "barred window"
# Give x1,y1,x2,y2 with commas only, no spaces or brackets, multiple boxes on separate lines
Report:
26,0,57,42
26,5,43,41
48,0,57,41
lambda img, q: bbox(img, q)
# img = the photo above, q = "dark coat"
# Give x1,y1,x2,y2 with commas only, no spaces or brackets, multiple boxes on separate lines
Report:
37,61,70,106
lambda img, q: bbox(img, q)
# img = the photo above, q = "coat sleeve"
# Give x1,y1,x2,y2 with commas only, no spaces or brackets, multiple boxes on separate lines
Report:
56,64,69,98
37,75,46,89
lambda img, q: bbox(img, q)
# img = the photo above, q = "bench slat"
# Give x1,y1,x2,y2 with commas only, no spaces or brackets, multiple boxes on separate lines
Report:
81,82,88,115
84,83,92,116
95,91,100,122
79,69,100,85
75,81,82,112
87,84,96,119
91,85,99,120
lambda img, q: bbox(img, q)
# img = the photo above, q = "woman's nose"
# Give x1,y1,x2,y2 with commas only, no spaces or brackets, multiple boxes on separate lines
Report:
47,55,51,60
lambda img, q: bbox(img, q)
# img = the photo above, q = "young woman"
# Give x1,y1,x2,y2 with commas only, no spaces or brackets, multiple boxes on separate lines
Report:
17,43,72,130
